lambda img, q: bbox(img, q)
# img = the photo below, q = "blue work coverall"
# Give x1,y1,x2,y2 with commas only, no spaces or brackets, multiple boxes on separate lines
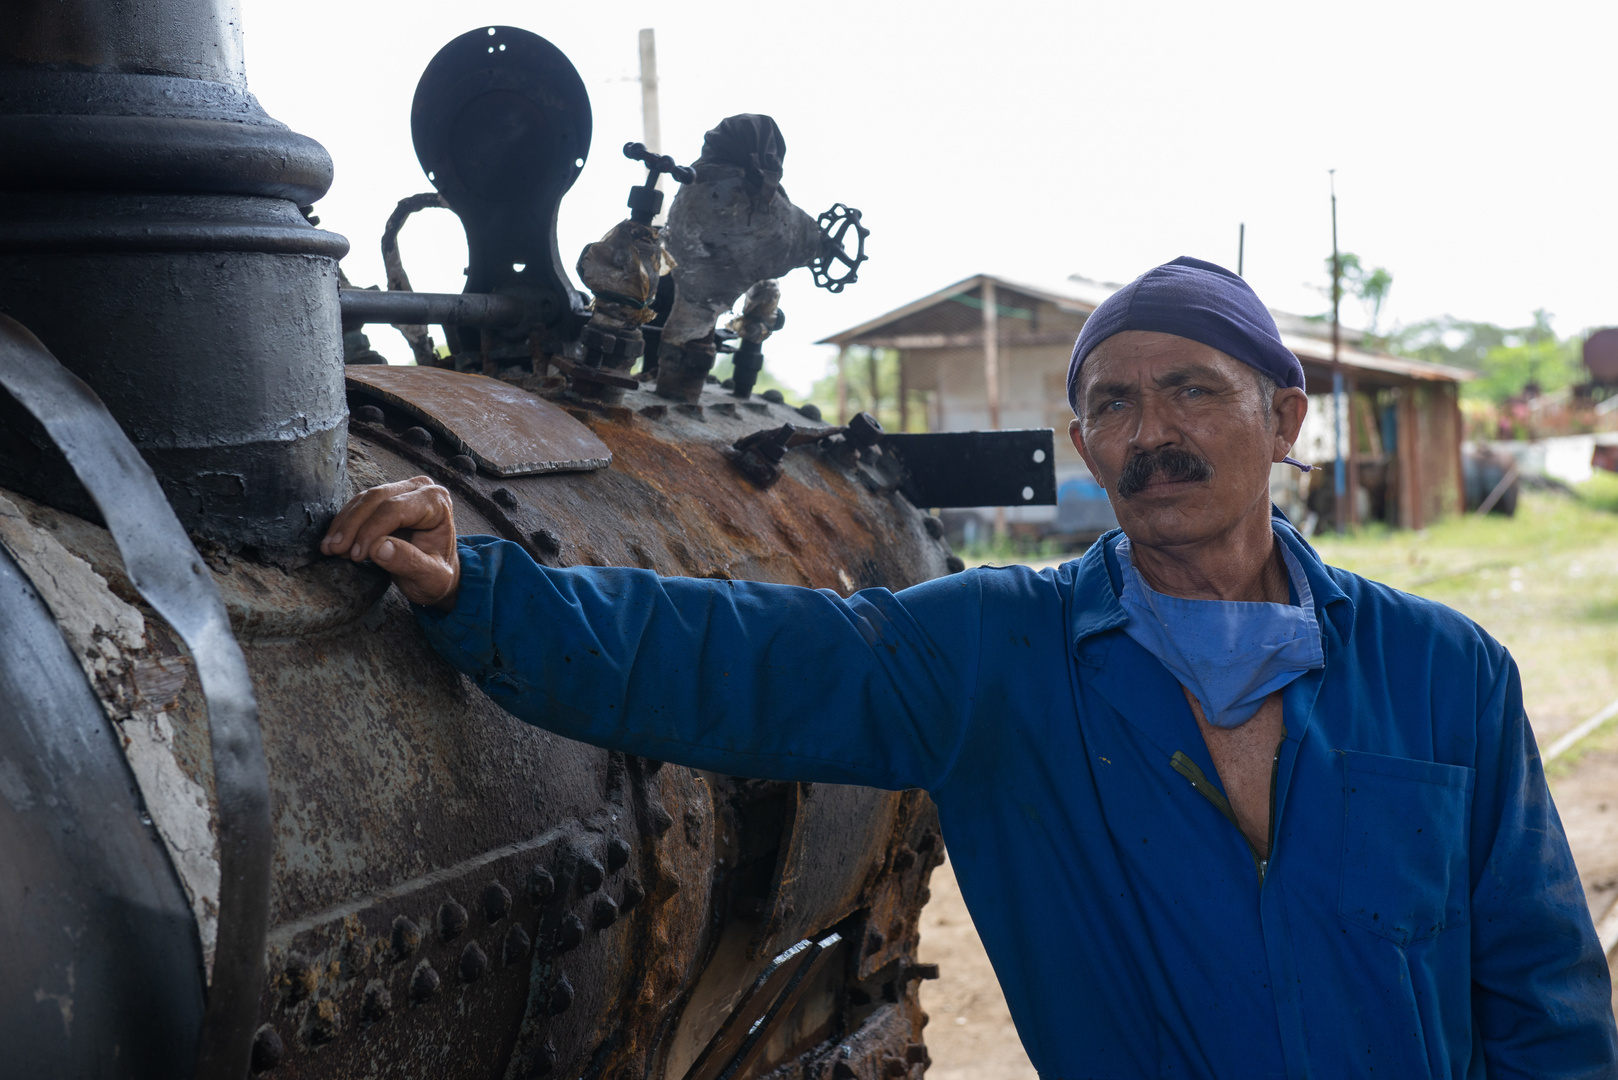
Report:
417,515,1618,1079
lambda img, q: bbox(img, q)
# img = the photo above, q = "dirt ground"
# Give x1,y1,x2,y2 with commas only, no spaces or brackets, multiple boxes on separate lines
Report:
916,487,1618,1073
917,856,1037,1080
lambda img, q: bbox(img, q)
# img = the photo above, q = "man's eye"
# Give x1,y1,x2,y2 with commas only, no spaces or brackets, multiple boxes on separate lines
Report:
1103,400,1127,412
1183,387,1205,398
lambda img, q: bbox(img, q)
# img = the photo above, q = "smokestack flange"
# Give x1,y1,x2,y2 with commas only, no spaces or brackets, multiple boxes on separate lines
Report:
0,0,350,558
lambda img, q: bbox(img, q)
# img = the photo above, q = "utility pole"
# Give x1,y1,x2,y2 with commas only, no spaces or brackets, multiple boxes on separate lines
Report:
637,29,665,217
1237,222,1245,277
1331,171,1346,534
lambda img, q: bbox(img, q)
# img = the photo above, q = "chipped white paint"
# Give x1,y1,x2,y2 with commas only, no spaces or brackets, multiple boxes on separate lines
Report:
119,710,220,969
0,495,219,972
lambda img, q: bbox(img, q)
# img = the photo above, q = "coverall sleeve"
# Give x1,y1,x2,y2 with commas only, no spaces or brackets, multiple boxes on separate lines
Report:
1469,653,1618,1077
413,536,984,791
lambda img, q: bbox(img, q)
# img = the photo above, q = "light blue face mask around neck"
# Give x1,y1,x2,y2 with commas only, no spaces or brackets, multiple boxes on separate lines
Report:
1115,532,1325,729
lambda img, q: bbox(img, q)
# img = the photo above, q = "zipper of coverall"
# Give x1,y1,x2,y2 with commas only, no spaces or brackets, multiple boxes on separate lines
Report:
1169,727,1287,883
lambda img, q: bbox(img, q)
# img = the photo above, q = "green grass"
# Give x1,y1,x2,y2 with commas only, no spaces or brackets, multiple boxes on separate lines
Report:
1310,482,1618,761
959,535,1067,564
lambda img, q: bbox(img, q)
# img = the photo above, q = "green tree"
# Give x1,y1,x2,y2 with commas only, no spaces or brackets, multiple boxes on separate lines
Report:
1387,310,1582,404
1467,336,1581,404
1317,252,1395,343
801,346,927,432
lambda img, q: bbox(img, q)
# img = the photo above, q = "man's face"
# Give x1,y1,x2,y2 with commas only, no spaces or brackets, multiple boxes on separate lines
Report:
1068,330,1306,549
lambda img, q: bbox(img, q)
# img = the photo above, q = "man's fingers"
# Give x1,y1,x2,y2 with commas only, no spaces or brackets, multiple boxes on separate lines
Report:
372,535,457,608
330,483,452,562
322,476,433,552
320,478,459,608
321,476,436,554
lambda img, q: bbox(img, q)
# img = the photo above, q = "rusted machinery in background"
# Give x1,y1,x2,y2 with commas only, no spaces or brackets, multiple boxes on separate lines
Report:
0,6,1054,1080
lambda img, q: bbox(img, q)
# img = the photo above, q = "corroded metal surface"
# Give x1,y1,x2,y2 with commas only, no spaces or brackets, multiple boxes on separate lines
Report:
0,367,952,1079
345,366,612,476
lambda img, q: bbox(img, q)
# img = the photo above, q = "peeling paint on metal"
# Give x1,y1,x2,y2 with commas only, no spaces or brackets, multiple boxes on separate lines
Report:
0,494,222,970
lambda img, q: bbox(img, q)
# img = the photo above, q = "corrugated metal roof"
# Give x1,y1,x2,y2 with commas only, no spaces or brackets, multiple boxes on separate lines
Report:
818,272,1473,384
815,274,1098,346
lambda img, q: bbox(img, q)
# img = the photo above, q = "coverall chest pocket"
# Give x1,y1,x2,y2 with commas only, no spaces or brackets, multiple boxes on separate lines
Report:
1338,750,1474,946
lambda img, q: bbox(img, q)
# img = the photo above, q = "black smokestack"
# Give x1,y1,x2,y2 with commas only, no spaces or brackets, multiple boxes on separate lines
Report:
0,0,350,557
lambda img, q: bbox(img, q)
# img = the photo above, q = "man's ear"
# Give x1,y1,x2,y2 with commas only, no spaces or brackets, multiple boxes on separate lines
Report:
1069,418,1107,489
1270,387,1308,463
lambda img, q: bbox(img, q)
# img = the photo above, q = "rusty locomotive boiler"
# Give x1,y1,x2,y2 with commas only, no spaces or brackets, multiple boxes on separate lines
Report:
0,6,1056,1080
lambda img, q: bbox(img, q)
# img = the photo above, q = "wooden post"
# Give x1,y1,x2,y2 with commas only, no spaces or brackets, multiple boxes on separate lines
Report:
836,345,849,422
897,350,909,432
982,279,1002,430
1346,374,1360,527
1451,385,1466,517
1397,385,1418,529
868,347,881,422
982,279,1005,540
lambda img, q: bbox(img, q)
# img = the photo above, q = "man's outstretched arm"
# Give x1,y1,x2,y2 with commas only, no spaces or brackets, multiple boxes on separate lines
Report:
322,478,983,791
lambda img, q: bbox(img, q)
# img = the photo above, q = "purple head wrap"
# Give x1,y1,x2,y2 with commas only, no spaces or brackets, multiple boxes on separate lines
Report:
1066,256,1306,415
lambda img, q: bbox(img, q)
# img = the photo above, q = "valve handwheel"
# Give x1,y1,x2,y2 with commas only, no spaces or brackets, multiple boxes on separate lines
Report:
811,203,869,292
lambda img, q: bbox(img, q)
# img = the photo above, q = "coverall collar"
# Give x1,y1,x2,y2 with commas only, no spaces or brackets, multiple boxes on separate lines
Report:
1067,504,1356,655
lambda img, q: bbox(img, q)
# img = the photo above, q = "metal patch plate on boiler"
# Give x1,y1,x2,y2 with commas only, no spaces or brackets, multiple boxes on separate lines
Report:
345,366,611,476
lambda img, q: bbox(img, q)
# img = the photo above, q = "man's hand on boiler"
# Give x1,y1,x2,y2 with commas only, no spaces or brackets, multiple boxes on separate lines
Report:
321,476,461,611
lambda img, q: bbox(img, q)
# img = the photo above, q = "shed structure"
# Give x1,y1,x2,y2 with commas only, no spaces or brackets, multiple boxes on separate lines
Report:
819,273,1474,537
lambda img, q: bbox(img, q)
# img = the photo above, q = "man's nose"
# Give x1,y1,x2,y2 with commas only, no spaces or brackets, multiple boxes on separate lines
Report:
1130,392,1182,450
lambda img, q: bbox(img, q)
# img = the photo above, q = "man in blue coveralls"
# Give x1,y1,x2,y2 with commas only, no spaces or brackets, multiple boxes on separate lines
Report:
322,257,1618,1078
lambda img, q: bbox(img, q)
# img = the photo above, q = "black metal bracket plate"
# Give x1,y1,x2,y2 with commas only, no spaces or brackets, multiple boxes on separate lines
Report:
880,429,1057,509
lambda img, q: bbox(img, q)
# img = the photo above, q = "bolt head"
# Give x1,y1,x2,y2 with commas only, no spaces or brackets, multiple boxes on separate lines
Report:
403,425,434,447
361,980,392,1022
460,941,490,983
527,867,555,905
577,858,605,894
483,881,513,922
605,837,631,871
592,896,619,930
409,960,441,1003
554,913,585,953
548,976,575,1015
503,924,532,966
391,916,422,960
250,1025,284,1073
281,953,316,1004
438,900,468,940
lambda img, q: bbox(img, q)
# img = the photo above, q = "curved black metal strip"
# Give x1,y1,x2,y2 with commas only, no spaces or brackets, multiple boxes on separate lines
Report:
0,542,206,1076
0,314,270,1080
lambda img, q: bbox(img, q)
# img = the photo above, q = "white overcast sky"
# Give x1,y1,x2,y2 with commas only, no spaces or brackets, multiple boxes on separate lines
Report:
245,0,1618,393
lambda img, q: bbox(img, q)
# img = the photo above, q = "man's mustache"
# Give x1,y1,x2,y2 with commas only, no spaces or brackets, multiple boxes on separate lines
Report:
1115,448,1215,498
